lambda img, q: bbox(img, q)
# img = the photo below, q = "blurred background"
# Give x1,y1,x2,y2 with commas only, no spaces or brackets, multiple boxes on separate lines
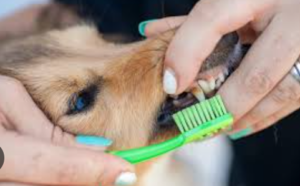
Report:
0,0,48,17
1,1,300,186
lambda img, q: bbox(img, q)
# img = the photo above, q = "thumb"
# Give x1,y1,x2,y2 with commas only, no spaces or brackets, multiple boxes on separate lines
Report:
0,76,109,152
162,0,272,94
0,132,136,186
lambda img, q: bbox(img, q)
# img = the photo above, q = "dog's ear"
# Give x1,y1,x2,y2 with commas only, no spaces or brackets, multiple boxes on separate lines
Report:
37,2,82,32
0,2,81,44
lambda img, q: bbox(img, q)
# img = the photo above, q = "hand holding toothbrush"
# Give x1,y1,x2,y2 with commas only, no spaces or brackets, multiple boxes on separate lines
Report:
140,0,300,139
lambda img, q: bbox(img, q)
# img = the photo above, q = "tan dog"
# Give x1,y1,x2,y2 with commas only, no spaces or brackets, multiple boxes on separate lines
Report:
0,3,246,186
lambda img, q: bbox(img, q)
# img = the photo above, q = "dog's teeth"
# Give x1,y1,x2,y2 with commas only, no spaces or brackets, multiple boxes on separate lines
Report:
215,73,225,88
187,93,194,99
208,78,216,90
218,73,225,83
224,69,229,77
216,79,222,88
198,80,212,94
173,100,181,107
192,87,206,101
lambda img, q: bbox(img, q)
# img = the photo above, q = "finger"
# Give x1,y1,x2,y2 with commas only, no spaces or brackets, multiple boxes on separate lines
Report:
144,16,186,37
228,101,300,140
253,100,300,134
0,132,135,186
0,76,54,139
49,126,109,152
219,11,300,122
164,0,274,94
230,74,300,133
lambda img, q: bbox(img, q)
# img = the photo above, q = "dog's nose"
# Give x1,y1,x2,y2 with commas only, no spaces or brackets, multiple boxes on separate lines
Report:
157,112,174,128
157,93,198,128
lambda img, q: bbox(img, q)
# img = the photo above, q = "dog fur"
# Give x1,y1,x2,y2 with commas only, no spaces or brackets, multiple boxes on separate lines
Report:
0,3,238,186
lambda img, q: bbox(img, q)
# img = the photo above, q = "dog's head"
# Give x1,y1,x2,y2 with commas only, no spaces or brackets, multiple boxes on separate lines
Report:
0,25,246,151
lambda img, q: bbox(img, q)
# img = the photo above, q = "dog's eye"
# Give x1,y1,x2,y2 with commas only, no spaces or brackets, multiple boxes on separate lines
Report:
74,93,91,111
67,85,98,115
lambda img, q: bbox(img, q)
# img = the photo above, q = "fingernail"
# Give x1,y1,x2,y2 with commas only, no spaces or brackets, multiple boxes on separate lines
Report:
229,127,253,140
76,135,113,147
163,69,177,94
115,172,137,186
138,19,157,36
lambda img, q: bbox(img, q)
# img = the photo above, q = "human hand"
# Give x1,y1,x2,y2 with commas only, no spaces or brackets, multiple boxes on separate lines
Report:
139,0,300,139
0,76,136,186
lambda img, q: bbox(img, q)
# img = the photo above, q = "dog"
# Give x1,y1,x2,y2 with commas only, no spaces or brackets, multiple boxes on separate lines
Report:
0,2,247,186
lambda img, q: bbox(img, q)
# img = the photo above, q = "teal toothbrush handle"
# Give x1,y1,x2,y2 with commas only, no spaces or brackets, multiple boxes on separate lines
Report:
109,135,185,164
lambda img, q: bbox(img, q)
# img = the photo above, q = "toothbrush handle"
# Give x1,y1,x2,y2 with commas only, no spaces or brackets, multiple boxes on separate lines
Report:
109,135,185,164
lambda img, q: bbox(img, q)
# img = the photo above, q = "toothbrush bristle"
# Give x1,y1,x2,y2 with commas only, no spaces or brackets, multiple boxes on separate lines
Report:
172,95,230,134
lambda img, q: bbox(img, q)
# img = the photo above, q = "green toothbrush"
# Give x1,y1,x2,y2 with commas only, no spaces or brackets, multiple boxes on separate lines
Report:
109,95,233,164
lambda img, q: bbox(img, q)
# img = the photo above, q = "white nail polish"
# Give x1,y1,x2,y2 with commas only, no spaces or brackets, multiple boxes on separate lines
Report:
115,172,137,186
163,69,177,94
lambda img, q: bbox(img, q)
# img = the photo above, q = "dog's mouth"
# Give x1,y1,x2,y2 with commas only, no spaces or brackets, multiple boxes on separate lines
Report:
157,43,251,129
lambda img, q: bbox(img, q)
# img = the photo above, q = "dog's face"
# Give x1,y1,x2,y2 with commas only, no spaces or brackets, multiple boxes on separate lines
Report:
0,26,244,151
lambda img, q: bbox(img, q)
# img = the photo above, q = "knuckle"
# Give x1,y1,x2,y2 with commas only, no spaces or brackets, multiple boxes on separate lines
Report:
244,70,274,96
246,111,261,123
272,83,299,104
161,19,176,30
54,162,79,183
93,155,111,183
